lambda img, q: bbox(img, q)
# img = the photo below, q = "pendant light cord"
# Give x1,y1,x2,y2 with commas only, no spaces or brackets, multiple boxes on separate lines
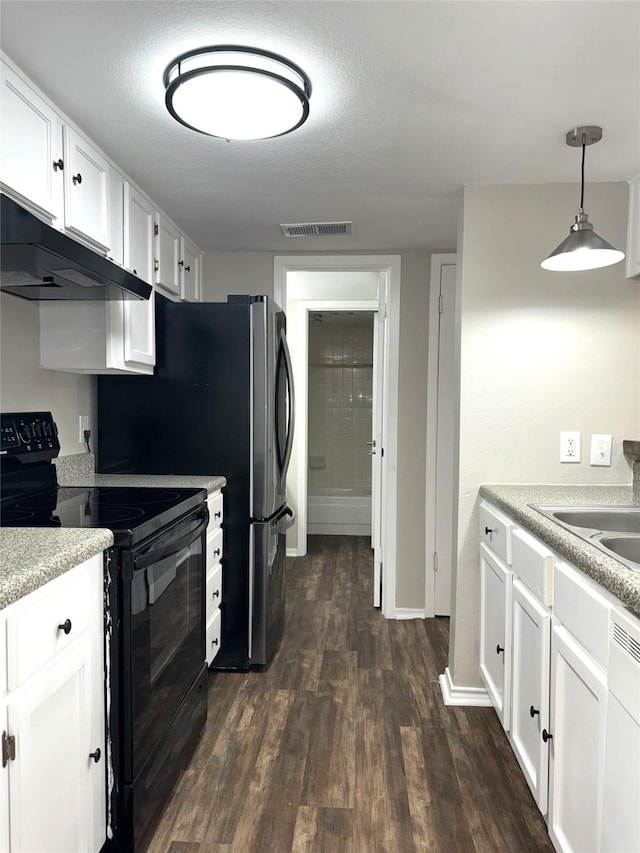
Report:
580,133,586,209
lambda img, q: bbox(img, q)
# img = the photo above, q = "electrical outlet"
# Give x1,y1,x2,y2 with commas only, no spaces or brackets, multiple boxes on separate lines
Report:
78,415,89,443
590,434,612,466
560,430,581,463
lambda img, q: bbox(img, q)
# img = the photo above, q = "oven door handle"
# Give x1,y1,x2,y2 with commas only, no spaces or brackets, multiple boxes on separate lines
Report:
133,509,209,571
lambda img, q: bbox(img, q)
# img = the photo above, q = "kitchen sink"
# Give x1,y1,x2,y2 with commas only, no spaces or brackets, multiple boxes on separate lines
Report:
531,504,640,573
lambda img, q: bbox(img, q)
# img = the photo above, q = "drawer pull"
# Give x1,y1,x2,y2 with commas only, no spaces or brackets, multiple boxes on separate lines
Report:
530,705,540,718
89,747,101,763
58,619,72,635
496,644,504,655
542,729,553,743
485,527,495,535
213,590,220,598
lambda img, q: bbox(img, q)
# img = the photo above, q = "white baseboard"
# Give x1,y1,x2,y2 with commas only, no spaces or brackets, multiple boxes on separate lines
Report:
286,547,302,558
439,666,493,707
394,607,427,620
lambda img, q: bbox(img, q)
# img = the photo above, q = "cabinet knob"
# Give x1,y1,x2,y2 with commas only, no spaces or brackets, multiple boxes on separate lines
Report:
185,265,191,272
213,589,220,598
542,729,553,743
496,644,504,655
530,705,540,718
214,548,221,557
89,747,101,763
58,618,72,635
214,511,222,519
178,259,184,267
72,173,83,185
211,637,219,647
484,527,495,535
52,158,64,172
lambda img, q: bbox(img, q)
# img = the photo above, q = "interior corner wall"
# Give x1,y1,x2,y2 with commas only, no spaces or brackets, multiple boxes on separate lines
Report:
449,181,640,689
201,248,432,611
0,292,96,455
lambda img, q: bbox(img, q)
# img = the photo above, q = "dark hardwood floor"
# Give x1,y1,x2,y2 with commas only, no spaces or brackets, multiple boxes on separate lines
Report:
147,535,553,852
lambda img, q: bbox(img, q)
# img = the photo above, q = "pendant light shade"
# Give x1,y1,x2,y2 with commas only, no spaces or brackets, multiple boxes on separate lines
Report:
163,45,311,140
541,126,625,272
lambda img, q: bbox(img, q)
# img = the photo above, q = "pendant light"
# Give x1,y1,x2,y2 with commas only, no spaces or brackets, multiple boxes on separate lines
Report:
163,45,311,141
541,126,625,272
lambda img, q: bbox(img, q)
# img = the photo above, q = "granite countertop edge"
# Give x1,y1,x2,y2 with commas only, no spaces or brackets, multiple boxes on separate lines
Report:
479,483,640,617
57,470,227,492
0,528,114,611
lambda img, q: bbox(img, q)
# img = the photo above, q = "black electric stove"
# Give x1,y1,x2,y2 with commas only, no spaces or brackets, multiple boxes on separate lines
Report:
1,412,210,852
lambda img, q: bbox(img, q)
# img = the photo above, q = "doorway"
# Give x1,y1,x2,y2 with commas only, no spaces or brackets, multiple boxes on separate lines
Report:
274,256,401,618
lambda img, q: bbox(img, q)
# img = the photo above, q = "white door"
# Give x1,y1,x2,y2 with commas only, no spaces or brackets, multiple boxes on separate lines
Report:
433,261,457,614
371,308,385,606
63,125,110,252
0,61,64,223
510,579,551,813
155,212,181,298
7,643,92,852
479,544,512,731
123,184,155,367
548,624,607,853
180,236,201,302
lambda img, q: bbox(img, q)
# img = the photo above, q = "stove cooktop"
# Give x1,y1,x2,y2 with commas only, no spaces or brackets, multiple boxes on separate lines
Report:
0,484,207,547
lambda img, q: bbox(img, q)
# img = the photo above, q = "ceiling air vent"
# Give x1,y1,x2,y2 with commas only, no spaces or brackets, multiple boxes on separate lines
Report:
280,221,352,237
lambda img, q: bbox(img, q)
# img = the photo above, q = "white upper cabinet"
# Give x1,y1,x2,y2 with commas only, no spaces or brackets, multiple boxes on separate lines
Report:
180,236,201,302
0,61,64,223
121,183,156,367
155,212,181,299
626,173,640,279
62,125,110,252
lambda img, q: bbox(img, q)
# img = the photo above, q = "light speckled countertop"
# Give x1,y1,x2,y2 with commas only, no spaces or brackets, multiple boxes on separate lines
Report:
480,483,640,616
0,455,226,611
0,528,113,610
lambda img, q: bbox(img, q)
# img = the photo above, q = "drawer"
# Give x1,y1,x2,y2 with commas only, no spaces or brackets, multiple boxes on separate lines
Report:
206,563,222,621
554,560,621,670
206,526,223,571
207,491,223,529
480,501,514,565
6,559,93,690
206,607,222,665
512,528,554,606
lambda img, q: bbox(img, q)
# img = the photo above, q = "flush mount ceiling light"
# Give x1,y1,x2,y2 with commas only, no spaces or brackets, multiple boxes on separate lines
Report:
163,45,311,140
541,126,625,272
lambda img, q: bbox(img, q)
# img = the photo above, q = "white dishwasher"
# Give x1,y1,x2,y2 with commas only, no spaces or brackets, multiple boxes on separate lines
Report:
601,607,640,853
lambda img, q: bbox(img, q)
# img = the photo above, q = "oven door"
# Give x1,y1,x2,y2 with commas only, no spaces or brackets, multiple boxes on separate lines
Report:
121,504,208,781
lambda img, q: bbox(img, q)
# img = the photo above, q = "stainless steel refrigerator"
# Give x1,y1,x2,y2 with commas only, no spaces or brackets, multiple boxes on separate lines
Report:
97,294,295,669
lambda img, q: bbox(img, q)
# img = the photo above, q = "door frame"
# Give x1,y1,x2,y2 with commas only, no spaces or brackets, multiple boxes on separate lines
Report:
274,255,401,619
425,253,457,617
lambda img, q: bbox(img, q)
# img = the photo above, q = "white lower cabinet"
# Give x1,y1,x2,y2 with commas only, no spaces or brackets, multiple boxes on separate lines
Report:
509,578,551,814
205,490,224,666
479,543,512,730
547,624,608,853
0,555,106,852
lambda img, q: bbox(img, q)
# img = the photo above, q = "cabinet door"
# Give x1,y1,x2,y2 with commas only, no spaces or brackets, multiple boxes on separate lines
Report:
123,184,155,367
479,544,512,730
180,236,201,302
155,213,181,298
6,643,94,852
0,61,64,223
0,703,9,853
548,624,607,853
510,579,551,814
63,125,110,252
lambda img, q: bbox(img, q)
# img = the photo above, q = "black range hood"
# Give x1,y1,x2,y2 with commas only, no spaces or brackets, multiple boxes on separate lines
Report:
0,194,151,301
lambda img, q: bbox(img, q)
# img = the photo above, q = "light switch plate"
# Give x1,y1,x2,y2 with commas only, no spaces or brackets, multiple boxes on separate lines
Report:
590,434,612,466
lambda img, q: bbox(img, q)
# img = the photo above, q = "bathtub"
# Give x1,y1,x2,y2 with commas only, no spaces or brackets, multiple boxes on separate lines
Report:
307,489,372,536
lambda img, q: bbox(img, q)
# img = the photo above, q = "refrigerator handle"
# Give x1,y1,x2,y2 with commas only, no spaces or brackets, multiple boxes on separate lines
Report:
280,329,295,478
271,506,295,535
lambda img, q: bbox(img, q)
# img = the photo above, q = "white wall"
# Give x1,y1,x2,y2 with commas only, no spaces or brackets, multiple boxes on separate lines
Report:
202,249,433,610
0,293,96,454
450,182,640,688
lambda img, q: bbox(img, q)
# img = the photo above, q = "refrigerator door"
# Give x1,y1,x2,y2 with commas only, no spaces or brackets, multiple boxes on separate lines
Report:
250,505,294,665
251,298,295,520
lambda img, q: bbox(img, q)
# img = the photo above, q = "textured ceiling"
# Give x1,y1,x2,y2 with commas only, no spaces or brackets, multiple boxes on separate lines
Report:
1,1,638,253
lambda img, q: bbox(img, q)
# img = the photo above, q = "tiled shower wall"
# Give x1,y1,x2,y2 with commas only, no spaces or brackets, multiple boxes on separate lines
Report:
308,314,374,496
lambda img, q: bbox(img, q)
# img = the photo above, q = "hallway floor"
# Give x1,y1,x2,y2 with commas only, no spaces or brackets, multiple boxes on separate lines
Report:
147,535,553,852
